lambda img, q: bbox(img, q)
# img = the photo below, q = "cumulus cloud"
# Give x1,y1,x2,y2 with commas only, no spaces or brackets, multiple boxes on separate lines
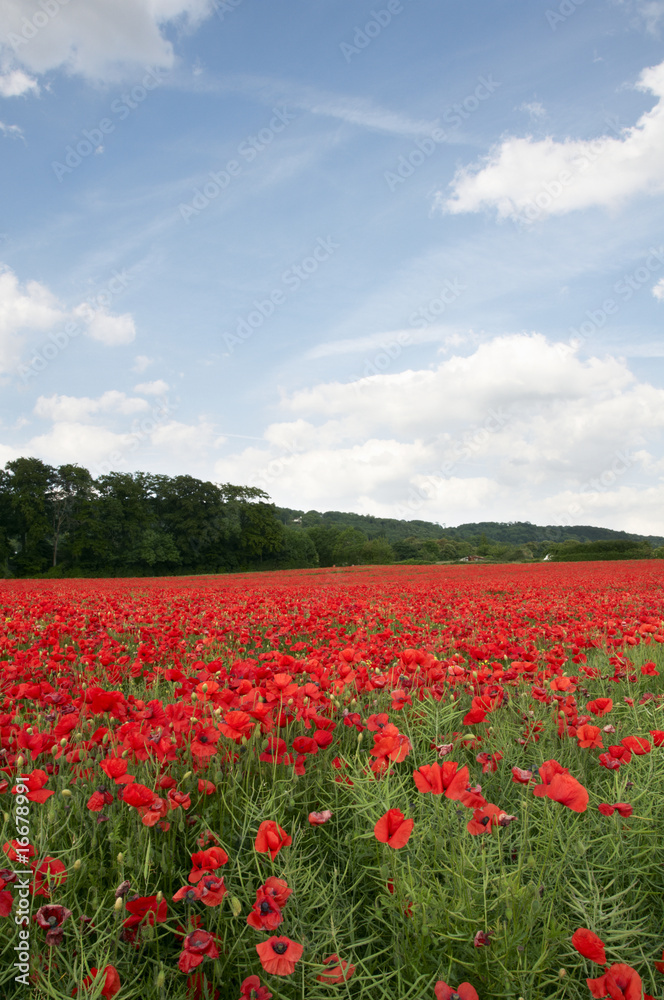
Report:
0,264,139,373
1,0,215,83
0,68,38,96
0,120,23,139
438,59,664,221
214,333,664,532
134,379,169,395
34,391,149,423
653,277,664,300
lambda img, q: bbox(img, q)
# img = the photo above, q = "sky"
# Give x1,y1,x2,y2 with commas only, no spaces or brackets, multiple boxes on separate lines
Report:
1,0,664,535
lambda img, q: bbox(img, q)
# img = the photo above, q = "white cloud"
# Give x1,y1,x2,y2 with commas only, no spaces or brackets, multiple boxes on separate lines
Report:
28,422,138,467
438,59,664,220
132,354,153,373
34,391,149,423
0,68,38,96
653,277,664,299
0,120,23,138
1,0,215,83
72,304,136,345
0,265,139,374
214,334,664,533
518,101,546,120
134,379,169,395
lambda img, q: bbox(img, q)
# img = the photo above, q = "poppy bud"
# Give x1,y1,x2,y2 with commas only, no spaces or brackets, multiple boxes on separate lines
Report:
229,896,242,917
3,812,9,823
61,789,72,797
114,897,123,912
73,860,81,870
201,684,208,693
558,969,567,978
156,971,165,989
26,727,33,735
60,738,67,747
16,755,24,767
117,853,124,863
156,891,163,903
182,771,192,781
190,717,198,724
357,732,363,743
191,693,198,702
121,750,129,759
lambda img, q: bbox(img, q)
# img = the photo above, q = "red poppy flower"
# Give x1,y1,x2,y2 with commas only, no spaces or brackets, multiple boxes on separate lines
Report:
654,949,664,974
571,927,607,965
511,766,534,784
254,821,292,861
263,876,292,909
121,782,156,808
189,846,229,883
649,730,664,747
35,903,72,946
220,711,255,743
87,788,114,812
541,772,588,812
435,980,479,1000
12,769,54,803
308,809,333,825
467,803,502,835
576,725,603,749
587,698,613,716
178,928,220,973
123,895,168,928
586,962,642,1000
247,887,284,930
413,761,469,799
256,936,303,976
598,803,633,818
621,735,651,755
238,975,272,1000
197,875,227,907
79,965,121,998
197,779,216,795
374,808,414,849
32,857,67,898
316,954,355,984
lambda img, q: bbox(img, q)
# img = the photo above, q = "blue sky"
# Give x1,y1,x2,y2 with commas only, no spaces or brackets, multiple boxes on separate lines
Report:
1,0,664,533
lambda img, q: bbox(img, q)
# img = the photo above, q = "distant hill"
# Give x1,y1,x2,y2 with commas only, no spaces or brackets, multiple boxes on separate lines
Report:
276,510,664,549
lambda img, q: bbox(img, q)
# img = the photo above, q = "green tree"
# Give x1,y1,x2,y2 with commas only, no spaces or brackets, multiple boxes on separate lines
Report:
4,457,54,575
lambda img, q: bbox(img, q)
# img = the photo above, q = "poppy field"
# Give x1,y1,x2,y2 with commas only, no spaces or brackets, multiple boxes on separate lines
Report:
1,561,663,1000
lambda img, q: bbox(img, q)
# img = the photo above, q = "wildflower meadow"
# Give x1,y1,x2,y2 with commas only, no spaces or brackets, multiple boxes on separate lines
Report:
1,559,663,1000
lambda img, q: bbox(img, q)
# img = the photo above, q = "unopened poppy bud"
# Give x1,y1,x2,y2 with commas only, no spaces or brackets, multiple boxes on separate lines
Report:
25,727,33,735
16,755,24,768
182,771,192,781
3,812,8,823
190,717,198,724
191,693,197,702
121,750,129,759
114,897,123,912
117,853,124,864
155,890,163,903
229,895,242,917
61,789,72,797
73,859,81,870
60,738,67,747
558,969,567,978
201,683,208,693
357,732,363,743
156,971,165,989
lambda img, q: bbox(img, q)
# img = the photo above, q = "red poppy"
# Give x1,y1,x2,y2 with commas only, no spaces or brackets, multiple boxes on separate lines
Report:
197,779,216,794
178,928,220,973
587,698,613,716
197,875,227,907
467,803,502,835
598,803,633,818
87,788,114,812
256,936,303,976
32,857,67,898
586,962,642,1000
511,766,534,784
434,981,479,1000
12,769,54,803
316,954,355,984
654,949,664,974
532,759,569,797
254,821,292,861
413,761,469,799
374,808,414,849
571,927,606,965
35,903,72,947
238,975,273,1000
308,809,333,825
123,895,168,928
247,886,284,930
79,965,121,998
189,846,229,883
121,782,156,808
576,725,603,749
621,735,651,755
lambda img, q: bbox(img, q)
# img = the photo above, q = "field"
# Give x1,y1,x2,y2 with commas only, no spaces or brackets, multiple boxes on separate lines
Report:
1,561,663,1000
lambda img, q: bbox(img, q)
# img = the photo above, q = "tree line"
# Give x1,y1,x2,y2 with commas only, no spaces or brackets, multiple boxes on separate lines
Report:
1,458,661,578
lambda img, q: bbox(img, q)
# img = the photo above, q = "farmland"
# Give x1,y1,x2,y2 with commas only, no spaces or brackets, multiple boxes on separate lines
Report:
1,560,663,999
